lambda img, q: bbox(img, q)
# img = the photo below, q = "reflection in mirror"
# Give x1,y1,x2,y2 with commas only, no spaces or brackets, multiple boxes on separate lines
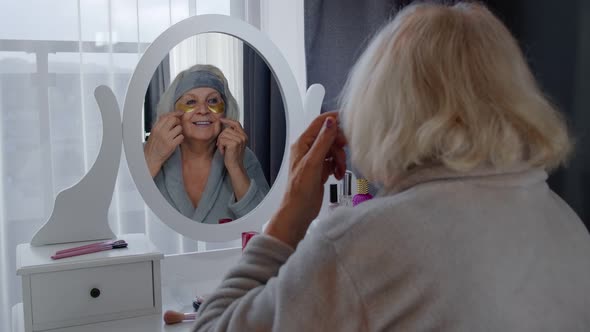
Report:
143,33,286,225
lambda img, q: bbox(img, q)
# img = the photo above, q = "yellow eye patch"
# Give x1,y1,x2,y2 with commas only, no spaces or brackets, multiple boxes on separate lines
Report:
177,101,225,114
207,100,225,114
177,103,195,113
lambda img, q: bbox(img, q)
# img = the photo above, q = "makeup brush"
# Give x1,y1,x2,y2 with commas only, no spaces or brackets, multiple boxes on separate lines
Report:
163,310,197,325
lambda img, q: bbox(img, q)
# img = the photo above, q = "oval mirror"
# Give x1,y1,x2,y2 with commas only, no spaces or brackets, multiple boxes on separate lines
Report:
123,15,304,242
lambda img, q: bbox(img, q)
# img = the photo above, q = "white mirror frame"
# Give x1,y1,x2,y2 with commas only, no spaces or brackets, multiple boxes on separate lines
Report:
123,15,305,242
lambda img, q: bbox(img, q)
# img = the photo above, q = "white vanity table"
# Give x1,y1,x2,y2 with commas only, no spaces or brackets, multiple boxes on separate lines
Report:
12,241,243,332
11,13,323,332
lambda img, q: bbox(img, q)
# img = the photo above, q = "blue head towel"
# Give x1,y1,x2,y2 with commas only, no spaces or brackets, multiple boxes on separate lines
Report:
174,70,226,103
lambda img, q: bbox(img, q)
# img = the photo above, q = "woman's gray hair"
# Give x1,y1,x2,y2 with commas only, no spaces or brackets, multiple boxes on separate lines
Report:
155,64,240,123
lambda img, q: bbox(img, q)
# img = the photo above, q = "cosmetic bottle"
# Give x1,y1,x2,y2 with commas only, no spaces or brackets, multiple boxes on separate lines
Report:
340,171,353,207
328,183,339,212
353,178,373,206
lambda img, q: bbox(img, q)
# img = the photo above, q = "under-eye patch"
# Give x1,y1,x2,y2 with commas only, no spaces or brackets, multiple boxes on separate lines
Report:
177,103,196,113
207,100,225,114
177,100,225,114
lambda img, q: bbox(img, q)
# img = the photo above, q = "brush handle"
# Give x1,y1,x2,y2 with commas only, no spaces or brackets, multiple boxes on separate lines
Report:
55,239,125,255
51,242,127,260
183,313,197,320
163,310,197,325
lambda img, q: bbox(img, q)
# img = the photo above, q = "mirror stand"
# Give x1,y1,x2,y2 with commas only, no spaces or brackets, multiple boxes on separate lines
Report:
17,86,165,332
30,86,120,246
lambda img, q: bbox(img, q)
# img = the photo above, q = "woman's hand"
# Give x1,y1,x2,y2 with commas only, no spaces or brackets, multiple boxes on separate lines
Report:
144,110,184,177
265,112,347,249
217,118,251,201
217,118,248,172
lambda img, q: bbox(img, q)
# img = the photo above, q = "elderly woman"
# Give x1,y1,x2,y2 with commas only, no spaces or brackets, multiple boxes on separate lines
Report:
144,64,269,224
192,3,590,331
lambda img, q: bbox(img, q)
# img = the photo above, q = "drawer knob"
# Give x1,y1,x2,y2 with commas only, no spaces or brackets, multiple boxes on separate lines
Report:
90,288,101,298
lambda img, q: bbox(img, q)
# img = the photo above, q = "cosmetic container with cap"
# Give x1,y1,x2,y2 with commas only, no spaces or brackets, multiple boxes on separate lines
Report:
328,183,339,212
340,171,353,207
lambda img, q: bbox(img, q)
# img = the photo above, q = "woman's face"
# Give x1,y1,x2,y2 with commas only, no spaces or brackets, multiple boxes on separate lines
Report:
175,87,225,144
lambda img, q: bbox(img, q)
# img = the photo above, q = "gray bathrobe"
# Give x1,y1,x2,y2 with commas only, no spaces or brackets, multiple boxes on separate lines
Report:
154,146,270,224
192,167,590,331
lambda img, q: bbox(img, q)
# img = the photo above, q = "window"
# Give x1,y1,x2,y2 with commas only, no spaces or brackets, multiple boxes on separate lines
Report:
0,1,239,330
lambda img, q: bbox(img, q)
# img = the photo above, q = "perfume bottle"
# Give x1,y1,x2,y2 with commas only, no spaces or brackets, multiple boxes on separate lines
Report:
340,171,353,207
353,178,373,206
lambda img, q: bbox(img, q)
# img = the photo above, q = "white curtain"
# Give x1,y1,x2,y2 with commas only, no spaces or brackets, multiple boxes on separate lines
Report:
0,0,244,330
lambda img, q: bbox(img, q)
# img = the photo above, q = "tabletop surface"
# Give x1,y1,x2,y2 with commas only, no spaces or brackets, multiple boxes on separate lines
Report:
17,233,163,275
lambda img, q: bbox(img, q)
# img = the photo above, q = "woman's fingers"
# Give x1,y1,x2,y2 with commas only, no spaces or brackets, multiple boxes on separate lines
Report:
328,145,347,180
218,119,249,151
334,127,348,149
217,136,242,151
217,136,237,152
158,110,182,125
166,110,184,118
216,137,225,154
168,124,182,139
263,112,346,248
164,116,181,131
219,117,238,129
171,134,184,146
219,118,247,136
155,111,182,131
217,137,241,157
306,116,338,166
321,158,336,183
219,129,246,145
219,117,241,129
154,116,177,133
299,112,339,146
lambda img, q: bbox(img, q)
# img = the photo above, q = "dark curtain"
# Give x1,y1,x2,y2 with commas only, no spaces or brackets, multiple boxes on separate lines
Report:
144,55,170,136
305,0,590,229
484,0,590,230
305,0,409,195
242,44,286,185
305,0,412,111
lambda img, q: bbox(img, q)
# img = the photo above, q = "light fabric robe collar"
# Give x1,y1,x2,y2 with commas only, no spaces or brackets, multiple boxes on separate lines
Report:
163,146,226,222
381,164,547,196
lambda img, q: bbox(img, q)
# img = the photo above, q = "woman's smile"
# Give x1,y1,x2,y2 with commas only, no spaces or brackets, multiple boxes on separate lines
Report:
192,120,213,127
184,116,219,135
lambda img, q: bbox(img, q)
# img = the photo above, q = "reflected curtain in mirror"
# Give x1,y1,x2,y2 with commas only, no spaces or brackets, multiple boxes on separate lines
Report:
242,44,286,185
144,55,170,135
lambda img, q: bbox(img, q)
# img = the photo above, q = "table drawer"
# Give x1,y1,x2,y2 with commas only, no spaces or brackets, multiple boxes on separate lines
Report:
30,261,155,330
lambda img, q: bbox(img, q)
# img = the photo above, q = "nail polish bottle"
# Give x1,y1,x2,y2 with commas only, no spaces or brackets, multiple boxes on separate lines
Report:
353,178,373,206
328,183,339,212
340,171,353,207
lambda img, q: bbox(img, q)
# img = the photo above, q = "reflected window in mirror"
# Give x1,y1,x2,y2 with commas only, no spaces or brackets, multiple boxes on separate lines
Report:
143,34,285,225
